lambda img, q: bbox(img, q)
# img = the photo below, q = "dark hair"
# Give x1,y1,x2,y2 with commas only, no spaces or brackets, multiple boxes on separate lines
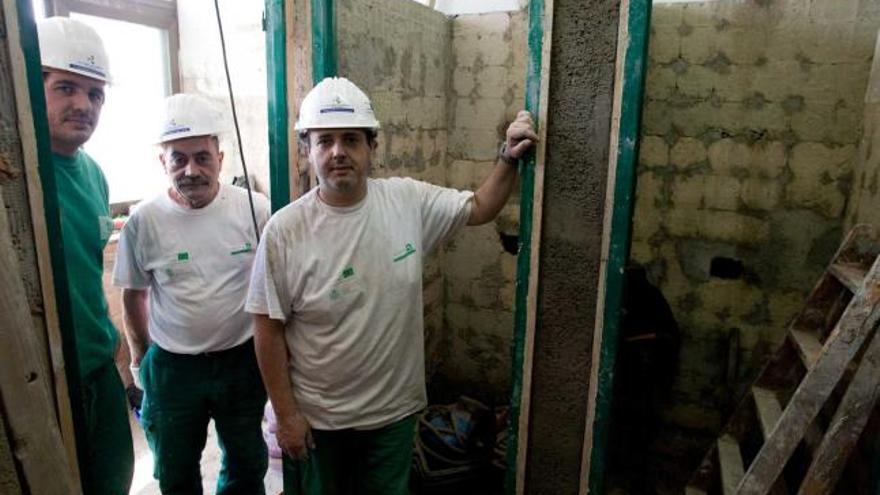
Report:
298,128,378,149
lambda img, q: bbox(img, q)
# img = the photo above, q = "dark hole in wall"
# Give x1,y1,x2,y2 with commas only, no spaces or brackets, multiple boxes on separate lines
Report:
710,257,744,279
499,232,518,255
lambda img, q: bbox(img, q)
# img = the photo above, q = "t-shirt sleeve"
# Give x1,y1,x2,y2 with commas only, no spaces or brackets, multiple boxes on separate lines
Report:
246,221,290,322
255,192,272,231
414,179,474,254
112,214,151,289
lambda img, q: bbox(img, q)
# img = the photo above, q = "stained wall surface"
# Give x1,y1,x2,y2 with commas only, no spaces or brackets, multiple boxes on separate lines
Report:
525,0,620,491
438,10,528,401
632,0,880,436
846,32,880,230
335,0,452,379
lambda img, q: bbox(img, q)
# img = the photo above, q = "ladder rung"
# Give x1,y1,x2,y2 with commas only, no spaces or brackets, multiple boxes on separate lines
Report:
829,262,866,293
790,329,822,369
718,435,745,495
752,386,782,440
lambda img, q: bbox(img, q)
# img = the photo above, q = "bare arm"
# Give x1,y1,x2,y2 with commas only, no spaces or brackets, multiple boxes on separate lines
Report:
122,288,151,365
468,110,539,226
254,313,314,459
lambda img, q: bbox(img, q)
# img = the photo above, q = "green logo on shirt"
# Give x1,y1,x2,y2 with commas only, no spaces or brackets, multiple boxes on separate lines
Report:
230,243,253,255
177,251,189,261
393,243,416,262
341,266,355,279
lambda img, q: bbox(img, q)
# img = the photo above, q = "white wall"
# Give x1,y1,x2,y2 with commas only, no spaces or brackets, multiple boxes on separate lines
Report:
433,0,525,15
176,0,269,194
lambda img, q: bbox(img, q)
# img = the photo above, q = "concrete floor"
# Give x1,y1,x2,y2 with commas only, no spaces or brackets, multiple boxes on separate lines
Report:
128,410,284,495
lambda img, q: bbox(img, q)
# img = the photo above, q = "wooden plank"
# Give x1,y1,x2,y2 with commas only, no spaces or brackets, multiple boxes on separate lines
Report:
737,257,880,495
829,262,866,293
718,435,745,495
790,329,822,370
753,387,783,440
797,323,880,495
0,188,79,493
3,0,81,483
514,1,553,493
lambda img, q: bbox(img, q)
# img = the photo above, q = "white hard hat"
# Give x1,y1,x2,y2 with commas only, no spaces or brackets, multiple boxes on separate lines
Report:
295,77,380,131
37,17,111,83
157,93,226,144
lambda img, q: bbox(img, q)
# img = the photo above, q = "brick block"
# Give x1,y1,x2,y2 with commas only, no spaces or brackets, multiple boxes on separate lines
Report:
715,28,770,65
639,136,669,168
645,65,677,100
642,99,673,135
750,61,803,101
680,26,715,64
742,178,782,211
671,137,708,168
671,175,705,209
698,278,763,321
702,175,742,211
666,209,769,246
750,141,786,179
476,66,512,98
674,64,718,100
669,100,716,136
786,143,855,217
708,138,751,175
649,25,681,64
629,240,653,265
454,97,507,131
809,0,859,22
634,172,664,241
768,290,805,329
448,127,499,161
651,4,684,27
453,67,476,96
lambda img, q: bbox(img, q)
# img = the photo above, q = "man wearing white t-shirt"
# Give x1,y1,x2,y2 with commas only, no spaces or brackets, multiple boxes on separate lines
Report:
246,77,536,494
113,93,271,494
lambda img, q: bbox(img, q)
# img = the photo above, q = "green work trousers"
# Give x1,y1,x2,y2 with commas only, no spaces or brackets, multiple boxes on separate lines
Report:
140,339,268,495
80,359,135,495
283,414,416,495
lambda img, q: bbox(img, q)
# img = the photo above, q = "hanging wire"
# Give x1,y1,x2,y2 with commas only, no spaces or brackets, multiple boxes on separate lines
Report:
213,0,261,242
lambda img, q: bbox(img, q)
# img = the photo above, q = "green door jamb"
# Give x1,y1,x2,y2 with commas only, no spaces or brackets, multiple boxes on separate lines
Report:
505,0,546,492
587,0,652,493
311,0,337,82
265,0,290,212
16,0,89,485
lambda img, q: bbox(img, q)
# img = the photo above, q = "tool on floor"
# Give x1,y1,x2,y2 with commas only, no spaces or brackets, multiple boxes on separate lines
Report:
687,224,880,495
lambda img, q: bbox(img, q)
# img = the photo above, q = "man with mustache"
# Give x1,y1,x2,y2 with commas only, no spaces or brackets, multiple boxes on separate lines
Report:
113,93,271,493
246,77,537,494
37,16,134,494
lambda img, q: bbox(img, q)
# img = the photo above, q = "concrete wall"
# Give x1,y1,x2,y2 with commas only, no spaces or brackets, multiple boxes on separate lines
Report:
437,10,527,401
846,31,880,230
632,0,880,433
335,0,452,380
177,0,270,193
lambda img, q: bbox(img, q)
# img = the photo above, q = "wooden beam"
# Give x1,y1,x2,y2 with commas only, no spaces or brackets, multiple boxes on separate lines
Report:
717,435,745,495
0,187,79,493
3,0,81,483
753,387,783,440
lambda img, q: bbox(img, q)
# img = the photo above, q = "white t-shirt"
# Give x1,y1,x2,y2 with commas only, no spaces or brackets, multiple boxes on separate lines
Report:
246,177,473,430
113,184,271,354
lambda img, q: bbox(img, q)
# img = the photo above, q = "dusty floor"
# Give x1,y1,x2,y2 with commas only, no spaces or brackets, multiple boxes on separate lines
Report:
127,410,284,495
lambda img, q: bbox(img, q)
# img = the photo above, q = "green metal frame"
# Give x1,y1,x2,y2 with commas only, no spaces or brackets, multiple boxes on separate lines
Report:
265,0,290,212
587,0,652,493
504,0,545,492
15,0,89,486
310,0,337,82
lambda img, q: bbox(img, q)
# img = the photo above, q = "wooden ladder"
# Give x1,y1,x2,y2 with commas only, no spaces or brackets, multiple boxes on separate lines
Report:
686,225,880,495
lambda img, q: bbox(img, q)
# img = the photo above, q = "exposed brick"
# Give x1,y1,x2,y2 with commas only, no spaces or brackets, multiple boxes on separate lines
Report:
671,137,708,168
639,136,669,168
702,175,742,211
742,178,782,211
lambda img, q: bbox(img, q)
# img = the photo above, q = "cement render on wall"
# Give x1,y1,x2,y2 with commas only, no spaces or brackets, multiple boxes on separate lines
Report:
335,0,451,380
177,0,270,194
633,0,880,433
525,0,620,492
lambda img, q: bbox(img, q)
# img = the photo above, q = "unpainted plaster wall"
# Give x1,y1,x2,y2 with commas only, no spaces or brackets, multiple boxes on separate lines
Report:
846,31,880,230
335,0,451,379
632,0,880,433
438,10,527,401
177,0,270,193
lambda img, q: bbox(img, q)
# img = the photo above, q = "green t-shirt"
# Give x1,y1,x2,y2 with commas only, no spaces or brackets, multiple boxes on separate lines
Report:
54,150,118,377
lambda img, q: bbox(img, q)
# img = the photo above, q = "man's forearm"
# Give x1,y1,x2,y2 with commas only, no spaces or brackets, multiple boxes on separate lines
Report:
121,288,151,364
468,160,518,226
254,314,300,418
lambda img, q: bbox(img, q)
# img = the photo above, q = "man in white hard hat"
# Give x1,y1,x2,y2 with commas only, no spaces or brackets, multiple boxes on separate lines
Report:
113,93,271,493
37,16,134,494
246,76,537,494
